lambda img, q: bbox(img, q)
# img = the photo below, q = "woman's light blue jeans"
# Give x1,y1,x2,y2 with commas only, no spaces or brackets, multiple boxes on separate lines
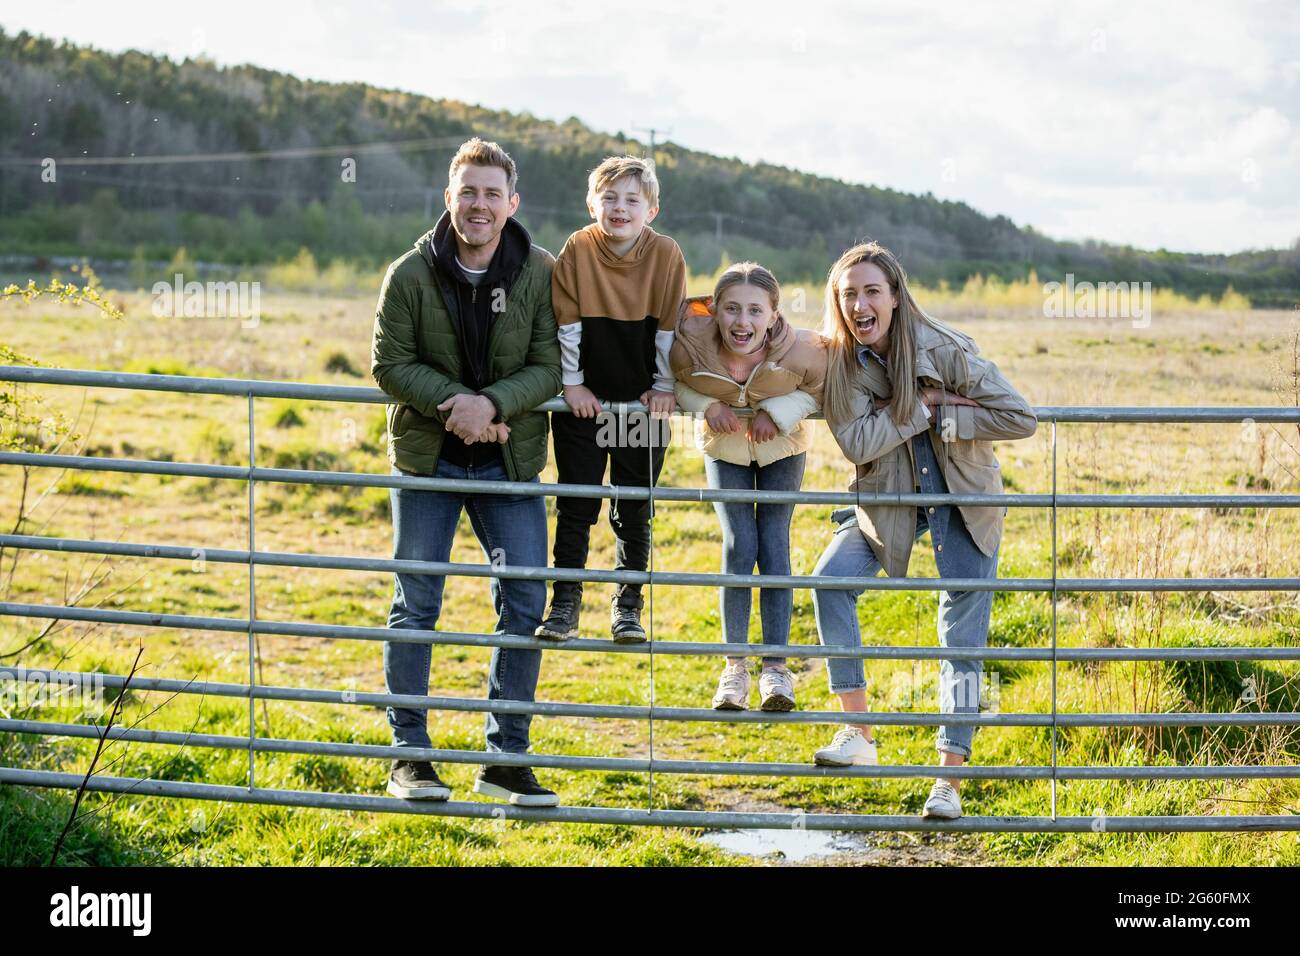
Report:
704,452,806,664
811,434,998,758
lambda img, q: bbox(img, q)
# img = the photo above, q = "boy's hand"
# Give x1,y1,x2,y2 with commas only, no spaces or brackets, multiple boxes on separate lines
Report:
437,393,497,443
704,401,742,434
563,383,604,418
640,388,675,419
749,409,779,443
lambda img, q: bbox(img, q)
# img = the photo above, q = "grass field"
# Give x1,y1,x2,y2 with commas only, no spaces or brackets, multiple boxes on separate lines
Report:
2,279,1299,866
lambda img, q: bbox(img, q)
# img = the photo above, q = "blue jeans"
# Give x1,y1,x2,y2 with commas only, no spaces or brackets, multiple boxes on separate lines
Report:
811,434,998,758
704,452,806,664
384,455,548,754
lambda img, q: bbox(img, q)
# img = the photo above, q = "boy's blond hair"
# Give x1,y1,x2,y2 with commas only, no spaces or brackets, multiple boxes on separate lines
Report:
587,155,660,207
448,137,518,194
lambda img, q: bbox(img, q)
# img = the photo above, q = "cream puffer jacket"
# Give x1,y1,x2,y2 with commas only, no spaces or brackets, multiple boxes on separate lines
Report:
670,295,828,466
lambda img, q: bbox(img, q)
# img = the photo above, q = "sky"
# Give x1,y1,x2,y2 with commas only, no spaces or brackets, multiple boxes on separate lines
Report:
2,0,1297,254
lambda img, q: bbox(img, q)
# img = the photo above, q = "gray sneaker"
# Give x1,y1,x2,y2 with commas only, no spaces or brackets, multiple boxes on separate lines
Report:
922,781,963,819
758,665,796,712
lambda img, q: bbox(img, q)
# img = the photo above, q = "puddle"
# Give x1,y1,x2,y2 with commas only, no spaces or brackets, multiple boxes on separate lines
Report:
700,827,872,863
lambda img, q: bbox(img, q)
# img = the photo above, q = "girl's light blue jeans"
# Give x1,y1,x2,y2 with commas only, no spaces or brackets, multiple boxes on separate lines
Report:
704,452,806,665
811,434,998,758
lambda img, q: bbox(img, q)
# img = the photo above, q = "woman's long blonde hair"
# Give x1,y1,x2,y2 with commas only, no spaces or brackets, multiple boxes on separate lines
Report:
821,241,974,427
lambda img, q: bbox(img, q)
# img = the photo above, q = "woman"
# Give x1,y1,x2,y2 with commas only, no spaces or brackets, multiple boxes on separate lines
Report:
670,262,827,712
810,241,1036,820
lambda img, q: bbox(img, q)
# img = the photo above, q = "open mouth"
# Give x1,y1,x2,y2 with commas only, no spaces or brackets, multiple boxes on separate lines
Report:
729,328,754,348
854,314,877,336
467,216,491,226
610,216,632,227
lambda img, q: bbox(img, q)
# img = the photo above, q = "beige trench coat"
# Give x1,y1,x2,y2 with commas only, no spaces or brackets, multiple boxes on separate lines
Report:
830,321,1037,576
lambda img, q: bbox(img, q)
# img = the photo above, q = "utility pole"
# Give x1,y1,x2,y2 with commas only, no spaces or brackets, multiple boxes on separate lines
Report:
632,126,671,165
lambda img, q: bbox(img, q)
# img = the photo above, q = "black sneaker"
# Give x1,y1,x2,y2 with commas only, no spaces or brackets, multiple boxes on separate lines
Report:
535,597,580,641
473,765,560,807
386,759,451,800
611,601,646,644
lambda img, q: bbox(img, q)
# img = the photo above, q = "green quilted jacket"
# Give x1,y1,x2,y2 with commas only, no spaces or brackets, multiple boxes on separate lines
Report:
370,217,562,479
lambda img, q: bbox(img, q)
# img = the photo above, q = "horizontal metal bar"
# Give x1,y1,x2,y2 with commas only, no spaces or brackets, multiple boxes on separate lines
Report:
5,534,1300,593
8,718,1298,780
6,666,1298,728
7,600,1300,661
4,449,1298,510
7,365,1300,424
3,767,1297,831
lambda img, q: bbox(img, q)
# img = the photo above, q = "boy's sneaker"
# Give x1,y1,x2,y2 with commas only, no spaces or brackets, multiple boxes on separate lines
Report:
386,759,451,800
473,765,560,807
711,661,751,710
922,781,963,819
611,601,646,644
758,665,796,712
813,725,878,767
536,597,580,641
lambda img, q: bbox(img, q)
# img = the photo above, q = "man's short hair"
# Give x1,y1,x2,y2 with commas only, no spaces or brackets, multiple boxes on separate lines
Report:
587,155,660,207
448,137,518,194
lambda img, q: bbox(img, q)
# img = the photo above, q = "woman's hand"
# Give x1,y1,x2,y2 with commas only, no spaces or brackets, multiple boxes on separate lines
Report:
749,409,779,443
920,387,980,409
705,401,742,433
563,383,604,418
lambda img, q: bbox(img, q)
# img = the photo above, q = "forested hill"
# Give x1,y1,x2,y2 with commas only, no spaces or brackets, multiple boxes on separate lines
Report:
1,28,1296,304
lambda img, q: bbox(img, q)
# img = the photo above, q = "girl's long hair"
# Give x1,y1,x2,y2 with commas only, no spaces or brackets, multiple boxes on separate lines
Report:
821,241,974,428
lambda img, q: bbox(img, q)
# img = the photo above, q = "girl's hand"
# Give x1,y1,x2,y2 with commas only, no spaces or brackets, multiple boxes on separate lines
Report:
563,383,604,418
920,387,980,408
705,401,742,433
749,409,779,443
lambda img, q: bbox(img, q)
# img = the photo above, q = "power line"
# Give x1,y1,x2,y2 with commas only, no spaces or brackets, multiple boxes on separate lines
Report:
0,126,576,169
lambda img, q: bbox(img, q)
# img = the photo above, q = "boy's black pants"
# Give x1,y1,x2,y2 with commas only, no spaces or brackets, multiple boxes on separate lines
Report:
550,410,669,609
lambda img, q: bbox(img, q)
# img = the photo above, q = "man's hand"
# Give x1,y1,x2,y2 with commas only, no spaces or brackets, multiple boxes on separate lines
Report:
480,422,511,444
437,393,497,443
640,388,676,419
749,409,779,443
704,401,742,434
920,387,980,409
563,383,604,418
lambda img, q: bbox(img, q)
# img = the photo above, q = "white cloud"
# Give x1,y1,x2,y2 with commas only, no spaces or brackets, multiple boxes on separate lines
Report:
3,0,1297,252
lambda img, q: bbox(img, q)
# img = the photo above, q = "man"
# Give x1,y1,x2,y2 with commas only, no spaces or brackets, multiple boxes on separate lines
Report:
371,137,562,806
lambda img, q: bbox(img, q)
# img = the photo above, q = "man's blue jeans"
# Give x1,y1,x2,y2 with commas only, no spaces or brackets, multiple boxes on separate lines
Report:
384,455,547,754
811,433,999,758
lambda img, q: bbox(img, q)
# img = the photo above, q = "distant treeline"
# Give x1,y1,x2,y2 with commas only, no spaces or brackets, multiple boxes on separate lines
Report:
2,28,1298,306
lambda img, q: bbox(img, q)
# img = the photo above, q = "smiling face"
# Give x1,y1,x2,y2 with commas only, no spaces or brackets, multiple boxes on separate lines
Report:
587,174,658,250
837,260,899,353
444,163,519,250
714,283,776,355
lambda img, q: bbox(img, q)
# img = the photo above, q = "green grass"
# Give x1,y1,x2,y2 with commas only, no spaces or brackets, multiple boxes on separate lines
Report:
2,293,1299,866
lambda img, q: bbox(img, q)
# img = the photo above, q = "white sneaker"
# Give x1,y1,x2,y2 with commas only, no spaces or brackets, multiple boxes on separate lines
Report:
758,665,796,712
813,725,878,766
922,781,963,819
711,662,750,710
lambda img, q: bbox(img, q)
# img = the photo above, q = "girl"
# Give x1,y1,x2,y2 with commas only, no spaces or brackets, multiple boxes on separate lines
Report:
810,241,1036,820
670,262,827,712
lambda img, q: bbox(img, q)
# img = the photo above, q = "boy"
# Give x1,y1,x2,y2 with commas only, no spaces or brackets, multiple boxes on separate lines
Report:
538,155,687,643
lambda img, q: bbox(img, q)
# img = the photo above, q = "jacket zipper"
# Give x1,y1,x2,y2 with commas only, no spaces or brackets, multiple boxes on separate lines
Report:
691,361,766,404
